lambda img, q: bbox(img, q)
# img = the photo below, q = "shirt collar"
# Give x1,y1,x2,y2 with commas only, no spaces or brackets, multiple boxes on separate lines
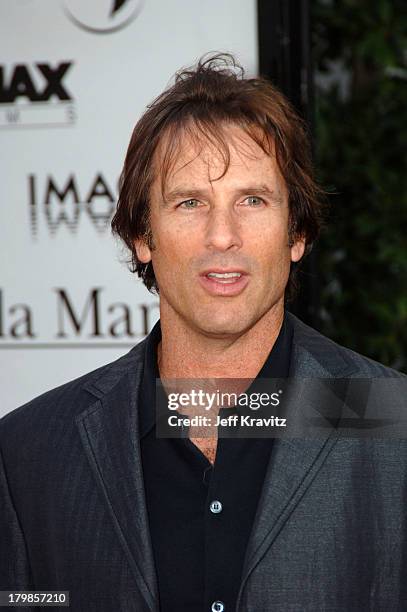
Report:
138,311,293,439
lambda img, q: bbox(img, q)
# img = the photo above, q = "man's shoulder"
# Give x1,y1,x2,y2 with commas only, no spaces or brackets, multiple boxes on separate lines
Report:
287,311,406,379
0,337,148,439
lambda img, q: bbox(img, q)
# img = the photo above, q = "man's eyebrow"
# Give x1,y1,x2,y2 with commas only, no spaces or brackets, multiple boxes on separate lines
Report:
163,185,284,203
163,187,209,202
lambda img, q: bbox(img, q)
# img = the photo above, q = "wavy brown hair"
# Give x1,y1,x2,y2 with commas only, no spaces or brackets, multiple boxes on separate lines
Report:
111,53,325,301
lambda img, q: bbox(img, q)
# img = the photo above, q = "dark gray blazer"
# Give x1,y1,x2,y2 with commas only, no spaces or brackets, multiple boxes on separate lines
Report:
1,312,406,611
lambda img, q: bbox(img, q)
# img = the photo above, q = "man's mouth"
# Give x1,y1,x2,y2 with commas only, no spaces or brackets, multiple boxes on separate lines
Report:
198,269,249,296
206,272,242,284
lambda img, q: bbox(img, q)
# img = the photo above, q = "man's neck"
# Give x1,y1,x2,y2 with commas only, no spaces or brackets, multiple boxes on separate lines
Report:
157,303,285,380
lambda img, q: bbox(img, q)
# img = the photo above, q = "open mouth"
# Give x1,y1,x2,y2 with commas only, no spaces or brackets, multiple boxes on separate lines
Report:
199,270,249,296
206,272,243,284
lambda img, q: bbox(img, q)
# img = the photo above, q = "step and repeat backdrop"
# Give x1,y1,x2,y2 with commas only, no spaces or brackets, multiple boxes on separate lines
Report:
0,0,258,415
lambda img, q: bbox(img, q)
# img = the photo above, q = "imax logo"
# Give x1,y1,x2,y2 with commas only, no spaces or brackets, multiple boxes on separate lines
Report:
0,62,75,128
0,62,73,103
28,173,117,237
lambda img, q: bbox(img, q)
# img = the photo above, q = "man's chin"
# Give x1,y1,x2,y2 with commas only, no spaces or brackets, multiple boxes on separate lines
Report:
192,315,251,339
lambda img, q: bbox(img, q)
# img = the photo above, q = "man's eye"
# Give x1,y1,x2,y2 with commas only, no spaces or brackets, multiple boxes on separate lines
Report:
245,196,264,206
179,199,200,209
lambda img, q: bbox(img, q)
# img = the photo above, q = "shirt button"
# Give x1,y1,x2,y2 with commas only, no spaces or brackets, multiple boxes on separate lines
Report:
211,601,225,612
209,500,223,514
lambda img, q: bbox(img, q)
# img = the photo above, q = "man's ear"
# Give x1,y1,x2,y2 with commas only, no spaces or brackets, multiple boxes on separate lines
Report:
290,237,306,263
134,238,152,263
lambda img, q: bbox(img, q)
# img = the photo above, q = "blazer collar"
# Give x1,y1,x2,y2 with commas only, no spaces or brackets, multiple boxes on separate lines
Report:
286,311,359,378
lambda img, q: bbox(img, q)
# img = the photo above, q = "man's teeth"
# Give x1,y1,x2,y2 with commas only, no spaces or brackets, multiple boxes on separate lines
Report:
207,272,242,283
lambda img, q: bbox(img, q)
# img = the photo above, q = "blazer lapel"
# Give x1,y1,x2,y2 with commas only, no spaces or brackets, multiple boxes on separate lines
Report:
75,356,159,612
236,313,359,609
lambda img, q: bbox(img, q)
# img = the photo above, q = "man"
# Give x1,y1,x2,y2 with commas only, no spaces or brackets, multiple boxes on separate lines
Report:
1,54,406,612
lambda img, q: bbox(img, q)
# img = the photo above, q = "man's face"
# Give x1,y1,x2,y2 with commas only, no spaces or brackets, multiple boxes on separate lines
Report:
136,124,305,337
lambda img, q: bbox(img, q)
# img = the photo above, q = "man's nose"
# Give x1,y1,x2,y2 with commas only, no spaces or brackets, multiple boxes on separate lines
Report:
204,206,243,252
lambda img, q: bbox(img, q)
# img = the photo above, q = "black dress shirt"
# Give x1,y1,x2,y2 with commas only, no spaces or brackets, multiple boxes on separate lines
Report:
138,313,293,612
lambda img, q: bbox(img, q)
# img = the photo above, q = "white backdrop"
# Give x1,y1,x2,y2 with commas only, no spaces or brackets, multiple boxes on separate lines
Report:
0,0,258,416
